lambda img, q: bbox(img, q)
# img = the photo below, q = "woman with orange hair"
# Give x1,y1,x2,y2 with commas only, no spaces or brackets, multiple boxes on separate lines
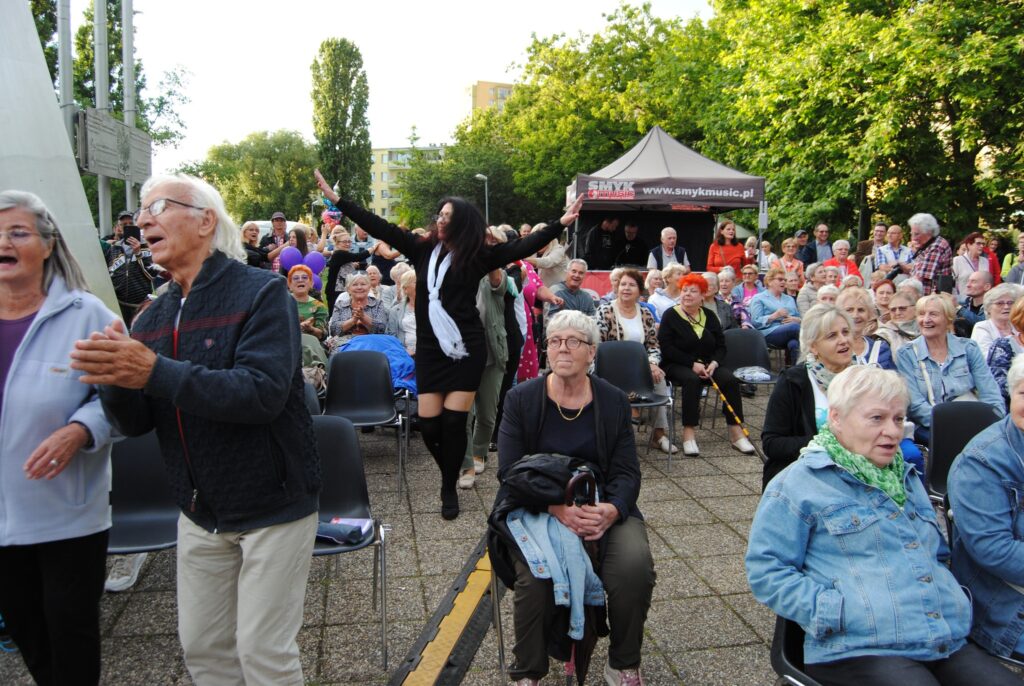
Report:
658,273,755,456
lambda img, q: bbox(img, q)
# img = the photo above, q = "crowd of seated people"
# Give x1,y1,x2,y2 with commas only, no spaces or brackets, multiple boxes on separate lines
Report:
233,205,1024,686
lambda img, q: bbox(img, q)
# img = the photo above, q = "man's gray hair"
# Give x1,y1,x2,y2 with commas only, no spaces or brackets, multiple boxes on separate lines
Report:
661,227,677,239
899,278,924,298
832,239,850,252
1007,354,1024,397
567,258,588,271
799,304,852,360
827,366,909,422
0,190,89,293
908,213,940,237
140,174,246,263
982,283,1024,317
546,309,600,347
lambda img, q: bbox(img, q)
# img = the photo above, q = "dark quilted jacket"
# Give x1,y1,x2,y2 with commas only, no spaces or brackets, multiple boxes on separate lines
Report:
100,251,320,532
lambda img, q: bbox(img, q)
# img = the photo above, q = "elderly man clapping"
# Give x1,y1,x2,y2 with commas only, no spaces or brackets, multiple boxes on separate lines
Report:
71,174,321,685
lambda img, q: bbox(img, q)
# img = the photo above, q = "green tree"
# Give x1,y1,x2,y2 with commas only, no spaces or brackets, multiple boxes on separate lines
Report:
180,130,319,223
399,110,553,227
32,0,190,229
310,38,371,206
30,0,57,83
71,0,189,148
703,0,1024,237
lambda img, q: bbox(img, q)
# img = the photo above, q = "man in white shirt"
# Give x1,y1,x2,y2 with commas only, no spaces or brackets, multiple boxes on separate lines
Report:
877,224,913,270
646,227,689,270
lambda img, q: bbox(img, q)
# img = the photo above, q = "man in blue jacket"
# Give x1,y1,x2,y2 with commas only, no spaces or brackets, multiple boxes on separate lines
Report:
72,174,321,685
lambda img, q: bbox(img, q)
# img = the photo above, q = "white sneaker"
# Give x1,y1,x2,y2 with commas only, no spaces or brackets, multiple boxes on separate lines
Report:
732,436,756,455
682,439,700,456
105,553,148,592
458,469,476,489
605,661,644,686
655,436,679,454
473,457,486,475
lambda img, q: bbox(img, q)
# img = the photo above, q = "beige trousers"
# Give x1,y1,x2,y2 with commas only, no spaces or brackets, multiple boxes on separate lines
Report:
176,512,317,686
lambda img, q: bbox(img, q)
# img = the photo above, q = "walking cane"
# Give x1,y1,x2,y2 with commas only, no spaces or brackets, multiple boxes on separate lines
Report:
707,375,768,465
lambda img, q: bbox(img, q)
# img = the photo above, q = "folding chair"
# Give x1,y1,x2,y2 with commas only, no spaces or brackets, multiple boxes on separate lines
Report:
770,616,824,686
594,340,675,468
701,328,779,428
108,431,179,555
926,401,1000,505
324,350,406,494
312,415,389,670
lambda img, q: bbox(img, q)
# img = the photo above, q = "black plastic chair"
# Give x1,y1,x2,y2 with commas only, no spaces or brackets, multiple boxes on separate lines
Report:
594,340,675,468
108,431,179,555
303,381,321,416
770,616,824,686
699,328,779,428
324,350,405,494
312,415,389,670
927,401,1000,503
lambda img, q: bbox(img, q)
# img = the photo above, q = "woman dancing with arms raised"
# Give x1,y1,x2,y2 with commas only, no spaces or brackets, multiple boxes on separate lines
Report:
315,170,584,519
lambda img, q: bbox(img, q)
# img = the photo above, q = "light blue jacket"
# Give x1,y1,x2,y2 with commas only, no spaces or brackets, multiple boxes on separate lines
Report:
507,507,605,640
746,448,972,664
948,416,1024,657
895,334,1004,429
748,290,800,333
0,278,118,545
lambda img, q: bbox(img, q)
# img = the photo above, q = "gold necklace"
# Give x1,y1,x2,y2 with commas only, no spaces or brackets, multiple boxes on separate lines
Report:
548,375,587,421
555,401,586,421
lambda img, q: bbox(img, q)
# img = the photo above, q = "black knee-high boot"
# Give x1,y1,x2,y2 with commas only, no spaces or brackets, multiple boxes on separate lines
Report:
439,409,469,520
418,415,443,469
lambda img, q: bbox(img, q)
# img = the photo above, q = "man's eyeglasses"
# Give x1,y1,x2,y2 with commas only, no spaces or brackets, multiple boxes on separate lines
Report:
890,305,911,312
133,198,206,223
546,336,589,351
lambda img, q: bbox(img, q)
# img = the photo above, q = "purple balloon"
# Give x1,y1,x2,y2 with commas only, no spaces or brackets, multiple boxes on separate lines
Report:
279,246,303,272
304,251,326,274
312,274,323,291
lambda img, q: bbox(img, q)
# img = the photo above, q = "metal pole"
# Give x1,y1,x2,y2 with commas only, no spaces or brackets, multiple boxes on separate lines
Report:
57,0,74,147
94,0,110,234
122,0,136,210
483,178,489,225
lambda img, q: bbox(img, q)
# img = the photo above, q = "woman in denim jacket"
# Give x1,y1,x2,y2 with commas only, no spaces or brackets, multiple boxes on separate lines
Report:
895,294,1004,443
948,354,1024,662
747,366,1019,685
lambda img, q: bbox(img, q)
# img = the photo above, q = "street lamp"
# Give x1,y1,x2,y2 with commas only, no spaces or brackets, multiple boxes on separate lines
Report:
474,173,489,224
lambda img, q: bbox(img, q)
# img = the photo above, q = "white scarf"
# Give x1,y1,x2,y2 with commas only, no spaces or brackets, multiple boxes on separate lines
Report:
427,244,468,360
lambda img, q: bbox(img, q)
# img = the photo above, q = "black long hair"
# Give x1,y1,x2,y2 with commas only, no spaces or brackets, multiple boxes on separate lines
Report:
715,219,739,246
424,196,486,268
289,227,309,255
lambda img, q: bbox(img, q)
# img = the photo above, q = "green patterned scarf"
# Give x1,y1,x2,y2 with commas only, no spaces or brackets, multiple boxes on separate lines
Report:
806,425,907,507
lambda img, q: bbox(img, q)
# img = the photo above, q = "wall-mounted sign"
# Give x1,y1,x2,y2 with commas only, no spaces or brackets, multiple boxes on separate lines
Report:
77,108,151,181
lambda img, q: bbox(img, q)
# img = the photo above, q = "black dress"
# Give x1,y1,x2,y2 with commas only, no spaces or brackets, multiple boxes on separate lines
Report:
335,199,562,393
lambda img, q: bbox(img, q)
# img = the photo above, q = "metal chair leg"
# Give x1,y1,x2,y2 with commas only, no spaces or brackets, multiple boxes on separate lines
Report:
379,524,389,670
490,565,506,679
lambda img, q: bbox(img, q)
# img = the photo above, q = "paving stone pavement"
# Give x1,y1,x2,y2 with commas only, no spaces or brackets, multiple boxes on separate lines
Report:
0,389,777,685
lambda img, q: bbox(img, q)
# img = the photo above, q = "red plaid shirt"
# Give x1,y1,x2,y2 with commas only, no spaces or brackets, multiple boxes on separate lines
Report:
912,235,952,294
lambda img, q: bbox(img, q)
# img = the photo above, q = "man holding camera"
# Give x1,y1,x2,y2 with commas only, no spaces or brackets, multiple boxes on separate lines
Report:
106,217,155,323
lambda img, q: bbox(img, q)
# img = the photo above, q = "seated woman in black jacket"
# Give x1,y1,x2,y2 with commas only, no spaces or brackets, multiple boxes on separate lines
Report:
490,310,655,686
658,273,754,457
761,304,854,490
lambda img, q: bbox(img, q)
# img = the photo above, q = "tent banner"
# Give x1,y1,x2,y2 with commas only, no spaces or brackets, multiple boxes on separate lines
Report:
571,175,764,207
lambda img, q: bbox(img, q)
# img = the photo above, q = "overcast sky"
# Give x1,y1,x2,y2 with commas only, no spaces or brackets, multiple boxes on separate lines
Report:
69,0,711,174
